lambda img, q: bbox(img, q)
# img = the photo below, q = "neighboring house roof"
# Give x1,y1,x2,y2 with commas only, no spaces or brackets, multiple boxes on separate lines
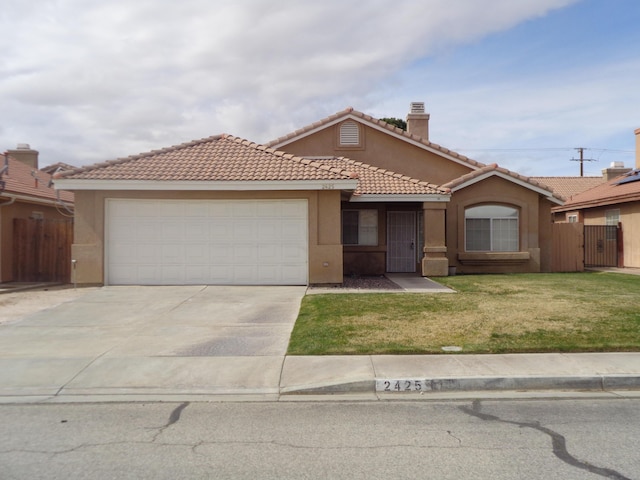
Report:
267,107,487,171
1,156,74,204
40,162,76,175
530,176,605,200
307,157,450,201
54,134,450,200
553,169,640,212
442,163,565,205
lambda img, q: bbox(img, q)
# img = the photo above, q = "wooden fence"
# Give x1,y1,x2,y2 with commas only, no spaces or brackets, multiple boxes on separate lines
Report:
13,218,74,282
551,222,584,272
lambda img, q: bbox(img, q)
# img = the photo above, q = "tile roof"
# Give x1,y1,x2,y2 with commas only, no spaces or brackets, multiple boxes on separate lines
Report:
1,156,74,203
553,169,640,212
530,176,605,200
56,134,356,182
442,163,565,203
308,157,450,196
267,107,487,170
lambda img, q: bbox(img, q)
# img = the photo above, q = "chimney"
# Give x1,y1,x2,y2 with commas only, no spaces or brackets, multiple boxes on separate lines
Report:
602,161,632,181
7,144,39,169
635,128,640,169
406,102,430,140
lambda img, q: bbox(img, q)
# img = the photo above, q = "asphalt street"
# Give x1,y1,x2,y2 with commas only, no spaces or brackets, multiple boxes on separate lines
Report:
1,398,638,479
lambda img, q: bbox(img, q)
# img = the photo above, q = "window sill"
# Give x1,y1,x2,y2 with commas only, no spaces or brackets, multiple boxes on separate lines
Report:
458,252,530,265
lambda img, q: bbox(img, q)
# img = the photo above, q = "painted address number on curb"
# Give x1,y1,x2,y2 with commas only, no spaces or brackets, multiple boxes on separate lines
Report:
376,379,426,392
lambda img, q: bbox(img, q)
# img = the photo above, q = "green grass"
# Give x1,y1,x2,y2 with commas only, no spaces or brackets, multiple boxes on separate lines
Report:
287,272,640,355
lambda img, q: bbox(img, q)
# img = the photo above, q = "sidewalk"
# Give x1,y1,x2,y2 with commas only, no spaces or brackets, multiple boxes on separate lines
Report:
279,352,640,398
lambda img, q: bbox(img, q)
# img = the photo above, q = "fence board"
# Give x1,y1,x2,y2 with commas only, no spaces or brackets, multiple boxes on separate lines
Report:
551,222,584,272
13,218,73,282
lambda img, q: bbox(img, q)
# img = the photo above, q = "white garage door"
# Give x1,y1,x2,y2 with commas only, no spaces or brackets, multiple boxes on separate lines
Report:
106,199,308,285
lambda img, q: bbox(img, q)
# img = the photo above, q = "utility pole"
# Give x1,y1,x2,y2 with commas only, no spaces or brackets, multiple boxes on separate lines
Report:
571,148,595,177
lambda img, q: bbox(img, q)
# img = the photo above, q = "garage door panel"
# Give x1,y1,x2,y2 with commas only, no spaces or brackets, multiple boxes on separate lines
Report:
161,265,185,284
107,199,307,285
137,222,161,243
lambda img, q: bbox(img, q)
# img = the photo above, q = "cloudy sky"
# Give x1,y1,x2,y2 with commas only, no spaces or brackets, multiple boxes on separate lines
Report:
2,0,639,176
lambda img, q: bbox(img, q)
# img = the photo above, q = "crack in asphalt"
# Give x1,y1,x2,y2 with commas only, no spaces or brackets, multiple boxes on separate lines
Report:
459,399,632,480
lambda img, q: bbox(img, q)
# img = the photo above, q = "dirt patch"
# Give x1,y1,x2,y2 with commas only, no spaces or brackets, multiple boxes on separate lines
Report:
0,285,99,325
312,275,402,290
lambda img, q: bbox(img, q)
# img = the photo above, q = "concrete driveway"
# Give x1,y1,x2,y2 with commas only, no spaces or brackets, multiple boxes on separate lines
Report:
0,286,306,401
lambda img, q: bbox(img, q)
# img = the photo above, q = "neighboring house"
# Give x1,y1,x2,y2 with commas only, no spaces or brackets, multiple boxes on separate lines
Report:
553,129,640,268
55,103,564,286
0,145,75,282
530,176,606,201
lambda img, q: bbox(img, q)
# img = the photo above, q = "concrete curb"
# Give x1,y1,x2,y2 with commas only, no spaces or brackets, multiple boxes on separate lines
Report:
281,375,640,395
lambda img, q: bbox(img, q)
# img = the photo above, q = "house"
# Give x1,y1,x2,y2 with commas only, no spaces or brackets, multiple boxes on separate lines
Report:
1,145,75,282
267,104,563,277
54,104,564,286
552,128,640,268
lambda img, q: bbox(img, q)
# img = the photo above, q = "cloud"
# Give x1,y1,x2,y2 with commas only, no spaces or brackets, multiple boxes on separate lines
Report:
1,0,580,166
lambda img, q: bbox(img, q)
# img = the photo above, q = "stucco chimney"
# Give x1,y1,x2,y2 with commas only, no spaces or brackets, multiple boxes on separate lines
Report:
602,161,632,181
406,102,430,140
635,128,640,169
7,144,39,169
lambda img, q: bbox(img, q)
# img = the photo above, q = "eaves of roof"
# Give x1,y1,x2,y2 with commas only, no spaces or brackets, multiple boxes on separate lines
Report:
266,107,486,171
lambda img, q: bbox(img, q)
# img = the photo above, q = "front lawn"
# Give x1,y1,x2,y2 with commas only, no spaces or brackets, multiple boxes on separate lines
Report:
287,272,640,355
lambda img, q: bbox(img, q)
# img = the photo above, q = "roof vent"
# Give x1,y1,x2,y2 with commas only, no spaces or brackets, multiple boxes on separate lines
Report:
410,102,425,114
17,143,31,150
611,161,624,168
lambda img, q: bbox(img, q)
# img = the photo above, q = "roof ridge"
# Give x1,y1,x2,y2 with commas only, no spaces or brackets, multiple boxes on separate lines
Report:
55,135,224,178
442,163,564,202
266,107,486,170
222,135,358,180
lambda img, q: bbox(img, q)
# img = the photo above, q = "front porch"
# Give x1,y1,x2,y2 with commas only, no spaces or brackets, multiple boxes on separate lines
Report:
341,201,449,278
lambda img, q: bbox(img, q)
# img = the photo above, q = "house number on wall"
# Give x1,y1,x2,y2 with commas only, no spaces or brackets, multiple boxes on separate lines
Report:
376,379,426,392
321,184,335,189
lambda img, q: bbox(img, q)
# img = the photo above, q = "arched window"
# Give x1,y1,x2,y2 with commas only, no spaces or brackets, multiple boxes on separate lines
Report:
465,205,519,252
339,121,360,146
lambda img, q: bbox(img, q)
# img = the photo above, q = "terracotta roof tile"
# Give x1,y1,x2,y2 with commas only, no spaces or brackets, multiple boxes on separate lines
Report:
267,107,486,169
530,176,605,200
553,169,640,212
57,135,355,182
442,163,564,203
1,156,74,203
313,157,449,196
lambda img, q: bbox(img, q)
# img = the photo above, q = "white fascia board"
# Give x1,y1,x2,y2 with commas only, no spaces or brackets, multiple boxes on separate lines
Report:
271,113,481,170
52,179,359,192
349,194,451,203
450,171,564,205
0,192,65,207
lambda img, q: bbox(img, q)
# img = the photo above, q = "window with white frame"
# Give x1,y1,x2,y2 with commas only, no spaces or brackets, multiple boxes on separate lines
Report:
465,205,519,252
567,214,578,223
342,209,378,246
339,121,360,146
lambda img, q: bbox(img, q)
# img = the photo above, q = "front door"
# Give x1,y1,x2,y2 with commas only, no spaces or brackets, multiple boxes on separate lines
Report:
387,211,416,272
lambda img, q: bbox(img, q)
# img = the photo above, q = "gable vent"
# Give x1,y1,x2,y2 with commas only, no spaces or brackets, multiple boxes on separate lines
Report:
340,121,360,146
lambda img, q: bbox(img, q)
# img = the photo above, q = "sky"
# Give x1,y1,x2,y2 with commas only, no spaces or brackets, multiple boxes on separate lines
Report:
2,0,639,177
